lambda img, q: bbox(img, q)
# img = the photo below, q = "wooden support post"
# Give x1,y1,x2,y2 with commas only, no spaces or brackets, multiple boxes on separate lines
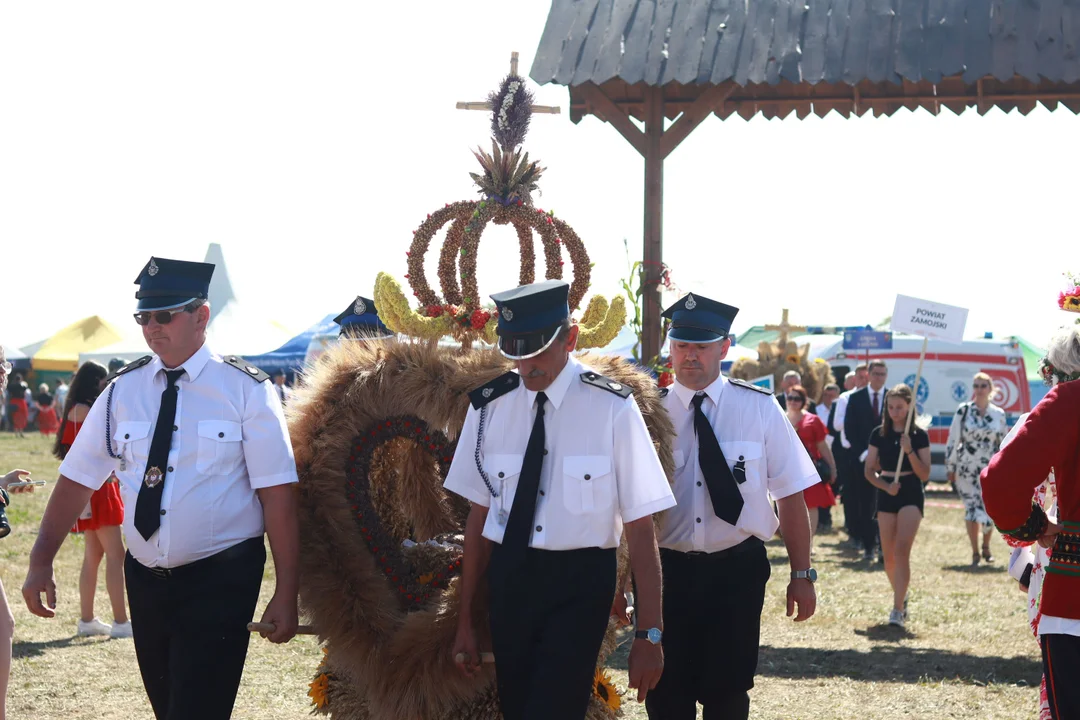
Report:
642,86,665,364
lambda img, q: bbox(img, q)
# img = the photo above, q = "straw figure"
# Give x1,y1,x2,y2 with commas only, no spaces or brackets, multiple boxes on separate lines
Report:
288,68,671,719
729,337,835,402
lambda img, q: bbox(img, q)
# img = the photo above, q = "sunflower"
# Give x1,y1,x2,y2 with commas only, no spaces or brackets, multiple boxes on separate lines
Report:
308,673,330,710
785,354,800,364
593,668,621,712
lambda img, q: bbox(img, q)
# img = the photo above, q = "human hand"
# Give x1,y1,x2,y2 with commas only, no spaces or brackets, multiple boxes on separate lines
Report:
899,434,913,455
257,592,299,643
627,639,663,702
452,619,481,678
1039,521,1061,549
1,469,31,493
22,564,58,618
884,481,899,497
611,591,633,627
786,579,817,622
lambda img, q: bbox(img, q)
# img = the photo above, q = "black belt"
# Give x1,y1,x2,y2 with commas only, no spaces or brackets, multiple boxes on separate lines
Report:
133,536,264,580
666,536,764,560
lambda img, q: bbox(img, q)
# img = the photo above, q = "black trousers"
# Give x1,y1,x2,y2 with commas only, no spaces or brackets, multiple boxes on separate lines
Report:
845,453,878,551
646,540,771,720
488,544,617,720
125,537,266,720
1043,632,1080,720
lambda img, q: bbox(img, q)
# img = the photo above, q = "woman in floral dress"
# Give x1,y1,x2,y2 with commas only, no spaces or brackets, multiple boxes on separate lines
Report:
944,372,1008,565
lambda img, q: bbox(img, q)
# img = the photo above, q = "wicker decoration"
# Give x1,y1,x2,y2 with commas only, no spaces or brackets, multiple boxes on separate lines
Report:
378,71,621,350
291,339,674,719
729,336,835,402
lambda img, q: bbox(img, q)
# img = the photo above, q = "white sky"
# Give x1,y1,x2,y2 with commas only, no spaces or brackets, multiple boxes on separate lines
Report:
1,1,1075,351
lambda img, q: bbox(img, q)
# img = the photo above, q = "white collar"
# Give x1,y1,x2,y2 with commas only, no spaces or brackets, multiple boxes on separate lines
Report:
672,373,726,410
524,354,578,410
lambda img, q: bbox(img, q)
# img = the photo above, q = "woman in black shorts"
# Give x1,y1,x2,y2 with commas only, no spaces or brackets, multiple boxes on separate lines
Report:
864,384,931,629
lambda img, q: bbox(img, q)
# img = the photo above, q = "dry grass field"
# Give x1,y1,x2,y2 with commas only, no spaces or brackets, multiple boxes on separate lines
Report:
0,433,1041,719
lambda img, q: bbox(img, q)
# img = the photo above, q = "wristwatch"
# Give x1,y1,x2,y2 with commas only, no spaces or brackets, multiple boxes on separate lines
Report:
791,568,817,583
634,627,663,645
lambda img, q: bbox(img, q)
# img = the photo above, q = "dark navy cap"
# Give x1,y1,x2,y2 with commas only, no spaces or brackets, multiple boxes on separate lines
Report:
662,293,739,344
134,257,215,311
491,280,570,360
334,296,392,338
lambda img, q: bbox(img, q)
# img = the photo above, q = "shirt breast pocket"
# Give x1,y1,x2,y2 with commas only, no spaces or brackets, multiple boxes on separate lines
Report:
484,454,523,502
115,421,152,470
562,456,614,515
719,441,763,495
197,420,244,476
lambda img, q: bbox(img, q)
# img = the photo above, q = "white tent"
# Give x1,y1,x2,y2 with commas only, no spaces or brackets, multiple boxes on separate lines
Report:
79,243,293,367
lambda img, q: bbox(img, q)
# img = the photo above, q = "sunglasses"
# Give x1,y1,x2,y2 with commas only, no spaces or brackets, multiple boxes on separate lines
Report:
972,383,991,389
133,304,197,327
786,395,804,402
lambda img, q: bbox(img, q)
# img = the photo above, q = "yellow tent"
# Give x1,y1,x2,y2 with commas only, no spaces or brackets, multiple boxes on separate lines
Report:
29,316,125,372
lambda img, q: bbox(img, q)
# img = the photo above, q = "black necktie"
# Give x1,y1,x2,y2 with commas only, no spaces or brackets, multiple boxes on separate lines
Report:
134,369,184,541
871,390,880,420
502,392,547,565
691,393,744,526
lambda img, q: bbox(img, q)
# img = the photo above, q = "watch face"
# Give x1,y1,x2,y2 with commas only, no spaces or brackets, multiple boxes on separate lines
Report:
807,568,818,582
647,628,662,645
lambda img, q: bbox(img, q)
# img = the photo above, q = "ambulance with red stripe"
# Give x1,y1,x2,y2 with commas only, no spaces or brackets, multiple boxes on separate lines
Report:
817,334,1030,482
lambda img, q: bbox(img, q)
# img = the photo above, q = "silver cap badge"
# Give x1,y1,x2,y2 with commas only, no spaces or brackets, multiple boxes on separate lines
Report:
502,307,513,321
148,259,159,277
353,297,367,315
684,294,697,310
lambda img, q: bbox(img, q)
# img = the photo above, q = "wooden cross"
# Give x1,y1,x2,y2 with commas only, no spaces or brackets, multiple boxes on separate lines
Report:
765,309,807,346
455,52,561,114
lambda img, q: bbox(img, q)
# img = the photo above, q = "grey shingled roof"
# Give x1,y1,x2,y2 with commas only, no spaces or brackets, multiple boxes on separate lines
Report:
530,0,1080,119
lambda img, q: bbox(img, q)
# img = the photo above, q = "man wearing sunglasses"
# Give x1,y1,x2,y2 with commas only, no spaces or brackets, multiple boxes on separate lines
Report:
445,280,675,720
647,293,817,720
22,256,300,720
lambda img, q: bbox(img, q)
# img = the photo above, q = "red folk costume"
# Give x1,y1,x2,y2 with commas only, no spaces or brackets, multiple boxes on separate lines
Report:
794,413,836,509
982,379,1080,619
62,419,124,533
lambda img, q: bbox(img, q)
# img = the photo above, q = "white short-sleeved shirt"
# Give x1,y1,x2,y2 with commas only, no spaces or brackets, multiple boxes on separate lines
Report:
444,355,675,550
60,343,299,568
658,375,819,553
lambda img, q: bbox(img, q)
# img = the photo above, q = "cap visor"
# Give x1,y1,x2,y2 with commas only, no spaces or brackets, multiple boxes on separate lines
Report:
667,327,726,344
137,297,196,312
498,326,562,360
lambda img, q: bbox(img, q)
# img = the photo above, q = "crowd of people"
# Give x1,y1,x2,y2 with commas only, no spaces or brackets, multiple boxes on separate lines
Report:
1,256,1076,719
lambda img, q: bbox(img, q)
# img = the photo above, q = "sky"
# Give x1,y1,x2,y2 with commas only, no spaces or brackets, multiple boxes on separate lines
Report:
1,1,1076,352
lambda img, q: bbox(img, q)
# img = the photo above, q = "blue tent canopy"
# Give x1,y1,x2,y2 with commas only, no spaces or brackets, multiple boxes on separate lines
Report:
243,315,336,375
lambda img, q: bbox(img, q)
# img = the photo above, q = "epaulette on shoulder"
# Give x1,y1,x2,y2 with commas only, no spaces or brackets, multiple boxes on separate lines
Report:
104,355,153,384
729,378,773,395
223,356,270,383
469,371,520,409
580,371,633,399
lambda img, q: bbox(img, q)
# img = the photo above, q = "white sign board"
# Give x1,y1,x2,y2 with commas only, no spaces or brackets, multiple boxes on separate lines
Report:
890,295,969,344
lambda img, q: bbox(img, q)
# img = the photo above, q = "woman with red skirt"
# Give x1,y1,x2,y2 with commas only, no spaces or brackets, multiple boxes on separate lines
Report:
54,361,130,639
35,388,59,437
6,377,28,438
784,384,837,553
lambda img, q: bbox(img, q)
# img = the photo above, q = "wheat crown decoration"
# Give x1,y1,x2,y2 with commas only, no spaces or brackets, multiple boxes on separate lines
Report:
374,69,624,350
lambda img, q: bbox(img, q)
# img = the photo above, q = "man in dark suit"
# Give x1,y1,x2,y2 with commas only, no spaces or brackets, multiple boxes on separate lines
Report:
775,371,816,414
841,360,889,562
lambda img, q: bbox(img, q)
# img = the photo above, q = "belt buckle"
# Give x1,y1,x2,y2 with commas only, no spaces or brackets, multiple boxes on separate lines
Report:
148,566,171,579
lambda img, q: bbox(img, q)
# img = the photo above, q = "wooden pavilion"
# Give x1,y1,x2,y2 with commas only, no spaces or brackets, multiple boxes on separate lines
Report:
530,0,1080,361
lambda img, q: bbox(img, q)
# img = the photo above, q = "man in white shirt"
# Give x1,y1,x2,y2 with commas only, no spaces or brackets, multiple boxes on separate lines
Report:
447,280,675,720
23,257,300,720
648,293,818,720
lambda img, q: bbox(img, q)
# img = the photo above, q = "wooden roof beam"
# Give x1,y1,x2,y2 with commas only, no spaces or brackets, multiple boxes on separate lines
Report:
659,82,736,159
576,83,648,157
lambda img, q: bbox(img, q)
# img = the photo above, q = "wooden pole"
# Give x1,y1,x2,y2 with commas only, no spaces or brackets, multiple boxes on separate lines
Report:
641,86,665,364
891,336,929,480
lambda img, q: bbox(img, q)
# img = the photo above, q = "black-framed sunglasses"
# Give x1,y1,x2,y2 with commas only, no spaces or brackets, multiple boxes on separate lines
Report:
786,395,804,402
134,303,197,327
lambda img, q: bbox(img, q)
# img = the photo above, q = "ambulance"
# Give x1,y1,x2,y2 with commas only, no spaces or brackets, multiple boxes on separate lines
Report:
805,333,1030,481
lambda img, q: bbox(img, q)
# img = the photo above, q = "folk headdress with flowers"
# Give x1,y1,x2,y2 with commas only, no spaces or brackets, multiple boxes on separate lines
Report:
1040,271,1080,386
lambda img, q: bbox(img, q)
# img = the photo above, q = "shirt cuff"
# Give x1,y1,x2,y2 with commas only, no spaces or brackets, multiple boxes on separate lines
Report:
249,471,299,490
444,481,491,508
769,473,821,501
621,494,677,524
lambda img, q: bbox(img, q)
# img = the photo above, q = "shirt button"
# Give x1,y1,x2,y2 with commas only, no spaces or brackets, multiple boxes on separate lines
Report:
218,432,224,438
159,509,166,516
173,425,178,432
584,474,591,481
535,525,542,532
167,466,174,473
124,434,130,439
697,481,703,487
539,490,545,496
696,517,702,523
543,449,548,455
498,472,505,478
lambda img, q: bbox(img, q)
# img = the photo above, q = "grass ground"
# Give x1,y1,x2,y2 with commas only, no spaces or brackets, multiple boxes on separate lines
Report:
1,433,1040,719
